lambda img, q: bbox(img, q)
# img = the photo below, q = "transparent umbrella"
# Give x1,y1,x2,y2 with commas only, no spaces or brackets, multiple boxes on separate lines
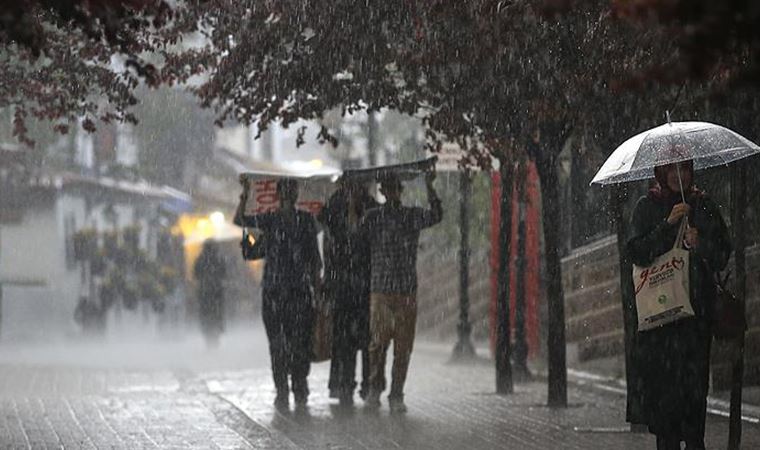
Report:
594,120,759,450
590,121,760,186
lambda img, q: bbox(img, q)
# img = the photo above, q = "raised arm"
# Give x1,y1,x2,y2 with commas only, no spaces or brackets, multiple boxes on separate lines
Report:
233,177,272,229
317,191,345,236
425,170,443,225
233,177,251,227
407,170,443,230
304,215,323,288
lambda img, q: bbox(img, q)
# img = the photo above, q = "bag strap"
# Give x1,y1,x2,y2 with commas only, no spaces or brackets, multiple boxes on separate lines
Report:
672,218,688,251
701,254,731,289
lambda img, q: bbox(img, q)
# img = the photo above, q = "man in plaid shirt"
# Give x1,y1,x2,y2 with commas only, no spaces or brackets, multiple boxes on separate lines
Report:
360,170,443,413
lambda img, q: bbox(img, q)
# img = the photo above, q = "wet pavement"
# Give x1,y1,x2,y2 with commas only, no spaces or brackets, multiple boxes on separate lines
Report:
0,328,758,449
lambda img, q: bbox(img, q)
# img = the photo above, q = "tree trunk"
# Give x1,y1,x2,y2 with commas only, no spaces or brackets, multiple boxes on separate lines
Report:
570,141,587,248
496,161,514,394
728,163,747,450
514,163,529,376
535,150,568,408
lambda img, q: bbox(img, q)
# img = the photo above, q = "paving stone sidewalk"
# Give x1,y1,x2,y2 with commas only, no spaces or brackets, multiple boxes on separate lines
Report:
0,335,758,449
205,343,760,450
0,366,256,449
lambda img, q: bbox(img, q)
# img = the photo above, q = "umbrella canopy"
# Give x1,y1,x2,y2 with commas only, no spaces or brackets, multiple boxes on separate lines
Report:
342,156,438,182
591,121,760,185
238,156,436,215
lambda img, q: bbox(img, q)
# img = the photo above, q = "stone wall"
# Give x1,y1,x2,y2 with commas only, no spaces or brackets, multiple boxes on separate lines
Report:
562,236,760,389
415,245,493,343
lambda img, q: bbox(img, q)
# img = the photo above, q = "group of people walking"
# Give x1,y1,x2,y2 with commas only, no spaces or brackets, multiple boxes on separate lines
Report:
233,171,442,413
222,154,731,448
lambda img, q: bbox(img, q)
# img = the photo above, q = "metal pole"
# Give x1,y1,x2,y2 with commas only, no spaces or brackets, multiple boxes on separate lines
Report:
728,163,747,450
452,170,475,360
367,112,378,167
496,162,514,394
0,225,2,341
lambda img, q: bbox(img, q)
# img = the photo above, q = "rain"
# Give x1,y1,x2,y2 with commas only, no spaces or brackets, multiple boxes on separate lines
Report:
1,2,760,449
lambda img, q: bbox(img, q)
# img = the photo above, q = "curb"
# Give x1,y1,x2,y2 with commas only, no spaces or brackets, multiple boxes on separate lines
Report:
415,340,760,424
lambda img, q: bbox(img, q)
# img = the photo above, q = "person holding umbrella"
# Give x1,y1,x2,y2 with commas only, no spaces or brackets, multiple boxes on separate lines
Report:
627,159,731,449
593,120,760,448
234,177,322,411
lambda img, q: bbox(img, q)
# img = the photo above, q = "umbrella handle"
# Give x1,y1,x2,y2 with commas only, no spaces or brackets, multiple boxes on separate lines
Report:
674,162,695,248
675,159,688,205
682,216,693,249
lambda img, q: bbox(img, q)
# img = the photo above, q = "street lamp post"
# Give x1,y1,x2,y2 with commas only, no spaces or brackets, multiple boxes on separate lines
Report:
452,170,475,360
728,163,747,450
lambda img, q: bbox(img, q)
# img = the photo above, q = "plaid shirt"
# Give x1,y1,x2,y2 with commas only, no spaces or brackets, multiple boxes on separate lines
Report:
360,199,443,295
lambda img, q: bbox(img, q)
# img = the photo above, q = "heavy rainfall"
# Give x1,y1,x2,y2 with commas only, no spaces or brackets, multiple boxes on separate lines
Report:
1,2,760,449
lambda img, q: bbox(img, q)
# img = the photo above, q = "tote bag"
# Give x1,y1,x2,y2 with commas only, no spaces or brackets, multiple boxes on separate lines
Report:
633,219,693,331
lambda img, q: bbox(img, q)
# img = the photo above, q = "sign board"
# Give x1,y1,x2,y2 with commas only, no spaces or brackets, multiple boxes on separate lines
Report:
242,177,334,215
239,156,438,215
240,169,340,216
429,142,494,172
431,142,466,172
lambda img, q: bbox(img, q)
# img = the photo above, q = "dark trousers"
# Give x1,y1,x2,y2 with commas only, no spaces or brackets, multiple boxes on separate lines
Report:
262,286,314,399
329,305,370,396
198,286,224,336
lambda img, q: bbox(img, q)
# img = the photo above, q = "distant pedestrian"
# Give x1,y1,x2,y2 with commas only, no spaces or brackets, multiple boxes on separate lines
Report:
361,170,443,413
234,178,322,410
318,178,377,406
627,161,731,450
194,239,227,348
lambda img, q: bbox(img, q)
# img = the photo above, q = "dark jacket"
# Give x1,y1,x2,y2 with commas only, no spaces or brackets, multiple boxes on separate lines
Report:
626,191,731,438
237,209,321,290
318,188,377,309
194,242,227,298
194,242,227,331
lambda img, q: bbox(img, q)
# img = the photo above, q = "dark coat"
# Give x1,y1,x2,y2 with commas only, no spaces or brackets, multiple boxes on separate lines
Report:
318,188,377,312
318,187,378,393
238,209,321,290
626,191,731,439
194,242,227,333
